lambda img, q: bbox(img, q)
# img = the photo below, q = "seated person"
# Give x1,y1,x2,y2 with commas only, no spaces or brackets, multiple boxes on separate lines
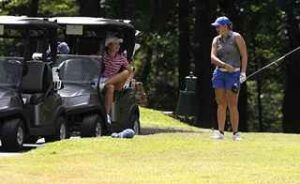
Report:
57,42,70,54
101,36,133,123
32,42,70,60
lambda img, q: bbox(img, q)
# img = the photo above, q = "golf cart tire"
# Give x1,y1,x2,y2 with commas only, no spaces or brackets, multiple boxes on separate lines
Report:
1,118,25,152
81,114,103,137
24,136,39,144
45,116,68,142
128,107,141,135
133,118,141,135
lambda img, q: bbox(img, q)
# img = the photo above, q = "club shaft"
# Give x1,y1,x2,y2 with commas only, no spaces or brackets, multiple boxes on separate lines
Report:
246,46,300,80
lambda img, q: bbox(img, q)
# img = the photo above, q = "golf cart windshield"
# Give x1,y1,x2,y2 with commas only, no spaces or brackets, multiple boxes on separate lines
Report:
57,55,101,84
0,29,55,61
0,58,23,88
0,16,58,62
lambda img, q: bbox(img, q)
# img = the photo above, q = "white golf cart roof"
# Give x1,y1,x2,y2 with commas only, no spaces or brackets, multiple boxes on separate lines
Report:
50,17,134,30
0,16,58,28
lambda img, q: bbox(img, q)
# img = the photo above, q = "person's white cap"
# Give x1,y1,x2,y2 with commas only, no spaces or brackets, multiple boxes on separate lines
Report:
105,36,123,47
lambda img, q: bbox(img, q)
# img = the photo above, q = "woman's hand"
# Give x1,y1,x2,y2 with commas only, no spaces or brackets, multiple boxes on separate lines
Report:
223,63,235,72
240,72,247,83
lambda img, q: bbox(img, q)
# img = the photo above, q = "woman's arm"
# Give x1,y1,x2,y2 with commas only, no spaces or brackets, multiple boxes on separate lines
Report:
235,33,248,73
211,37,224,67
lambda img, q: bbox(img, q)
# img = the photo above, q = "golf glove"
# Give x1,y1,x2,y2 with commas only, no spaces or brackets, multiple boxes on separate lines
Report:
240,72,246,84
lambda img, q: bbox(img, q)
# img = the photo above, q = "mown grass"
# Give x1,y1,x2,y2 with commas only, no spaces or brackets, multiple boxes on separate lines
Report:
0,107,300,184
139,108,203,134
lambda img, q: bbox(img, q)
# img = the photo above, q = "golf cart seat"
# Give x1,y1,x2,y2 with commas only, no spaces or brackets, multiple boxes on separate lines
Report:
1,59,23,87
21,61,53,104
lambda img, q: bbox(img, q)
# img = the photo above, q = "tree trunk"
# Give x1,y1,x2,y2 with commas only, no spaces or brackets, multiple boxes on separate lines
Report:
78,0,100,17
120,0,135,19
193,0,217,128
256,75,264,132
282,0,300,133
178,0,191,90
29,0,39,17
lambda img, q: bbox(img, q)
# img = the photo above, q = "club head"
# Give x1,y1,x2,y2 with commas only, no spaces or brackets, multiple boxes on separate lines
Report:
231,83,239,93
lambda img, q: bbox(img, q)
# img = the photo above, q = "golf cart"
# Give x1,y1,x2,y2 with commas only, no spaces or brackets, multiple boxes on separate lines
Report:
50,17,141,136
0,16,66,151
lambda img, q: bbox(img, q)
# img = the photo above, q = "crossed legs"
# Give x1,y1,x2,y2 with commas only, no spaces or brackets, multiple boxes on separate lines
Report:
104,70,130,114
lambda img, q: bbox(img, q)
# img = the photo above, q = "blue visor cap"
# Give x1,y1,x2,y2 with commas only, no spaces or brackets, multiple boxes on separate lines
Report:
211,16,232,27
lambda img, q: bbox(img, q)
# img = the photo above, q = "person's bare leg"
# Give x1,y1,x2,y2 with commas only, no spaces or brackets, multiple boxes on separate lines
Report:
106,70,130,86
104,70,131,114
215,88,227,132
104,84,115,114
226,90,239,133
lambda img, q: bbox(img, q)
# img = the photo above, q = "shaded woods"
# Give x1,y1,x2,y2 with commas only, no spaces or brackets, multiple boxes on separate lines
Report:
1,0,299,132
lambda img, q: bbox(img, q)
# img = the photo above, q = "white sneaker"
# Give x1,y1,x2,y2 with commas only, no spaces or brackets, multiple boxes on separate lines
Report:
212,131,224,140
99,82,106,91
107,114,112,124
232,132,242,141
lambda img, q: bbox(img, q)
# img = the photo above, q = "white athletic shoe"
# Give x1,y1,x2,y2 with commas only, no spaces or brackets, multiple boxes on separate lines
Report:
232,132,242,141
212,131,224,140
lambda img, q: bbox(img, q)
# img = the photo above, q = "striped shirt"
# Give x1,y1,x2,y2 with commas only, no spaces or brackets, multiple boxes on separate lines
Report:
102,52,129,78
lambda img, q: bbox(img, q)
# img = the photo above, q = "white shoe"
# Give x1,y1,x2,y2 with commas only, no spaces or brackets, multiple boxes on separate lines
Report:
212,131,224,140
99,83,106,91
232,132,242,141
107,114,112,124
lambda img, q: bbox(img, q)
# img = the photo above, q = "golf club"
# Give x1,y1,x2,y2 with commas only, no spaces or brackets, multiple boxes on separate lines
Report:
232,46,300,93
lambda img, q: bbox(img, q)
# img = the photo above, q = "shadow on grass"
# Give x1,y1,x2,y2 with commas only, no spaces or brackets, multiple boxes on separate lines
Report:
141,127,204,135
0,141,44,155
140,111,208,135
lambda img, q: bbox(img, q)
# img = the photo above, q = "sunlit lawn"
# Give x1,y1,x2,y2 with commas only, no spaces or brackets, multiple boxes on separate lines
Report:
0,108,300,184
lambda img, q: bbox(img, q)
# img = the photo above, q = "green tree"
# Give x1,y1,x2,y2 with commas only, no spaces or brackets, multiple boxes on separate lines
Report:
129,0,179,110
39,0,77,16
242,0,286,132
0,0,77,16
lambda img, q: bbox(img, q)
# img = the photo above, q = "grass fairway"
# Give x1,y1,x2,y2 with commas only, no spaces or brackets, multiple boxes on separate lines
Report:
1,108,300,184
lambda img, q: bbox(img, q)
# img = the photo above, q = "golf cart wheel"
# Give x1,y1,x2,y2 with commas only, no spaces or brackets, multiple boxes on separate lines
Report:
1,118,25,152
133,118,141,135
81,114,103,137
24,136,39,144
128,108,141,135
45,116,68,142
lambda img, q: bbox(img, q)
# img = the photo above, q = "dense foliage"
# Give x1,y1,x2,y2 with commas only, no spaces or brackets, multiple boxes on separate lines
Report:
0,0,299,132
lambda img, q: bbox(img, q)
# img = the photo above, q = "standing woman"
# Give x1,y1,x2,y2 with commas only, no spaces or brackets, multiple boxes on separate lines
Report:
210,16,248,140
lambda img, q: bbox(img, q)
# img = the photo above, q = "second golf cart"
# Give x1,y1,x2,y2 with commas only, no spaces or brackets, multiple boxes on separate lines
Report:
51,17,141,137
0,16,66,151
